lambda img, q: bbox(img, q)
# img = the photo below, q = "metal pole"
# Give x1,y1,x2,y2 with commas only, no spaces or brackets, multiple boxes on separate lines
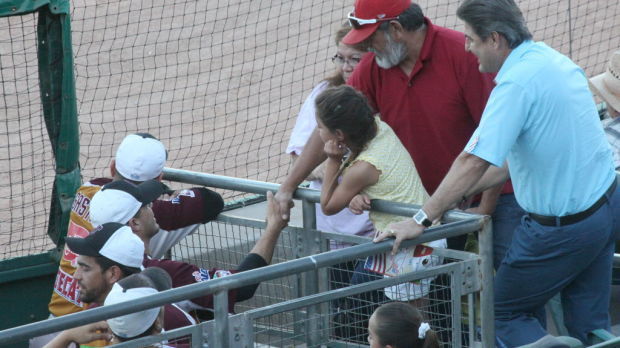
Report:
301,199,321,346
451,270,463,347
212,291,229,348
163,168,480,222
478,217,495,347
468,293,475,347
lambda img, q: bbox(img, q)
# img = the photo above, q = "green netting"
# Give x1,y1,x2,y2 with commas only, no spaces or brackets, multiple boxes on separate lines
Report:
1,0,619,260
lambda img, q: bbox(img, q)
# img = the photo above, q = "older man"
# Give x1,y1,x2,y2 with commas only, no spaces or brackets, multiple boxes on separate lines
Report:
276,0,524,271
377,0,619,345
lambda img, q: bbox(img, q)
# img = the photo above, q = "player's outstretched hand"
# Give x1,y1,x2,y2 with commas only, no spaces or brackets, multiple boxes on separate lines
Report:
274,189,294,222
266,191,288,232
374,219,425,255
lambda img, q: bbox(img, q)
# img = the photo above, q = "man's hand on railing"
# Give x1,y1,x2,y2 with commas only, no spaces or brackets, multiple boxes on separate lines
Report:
374,219,425,255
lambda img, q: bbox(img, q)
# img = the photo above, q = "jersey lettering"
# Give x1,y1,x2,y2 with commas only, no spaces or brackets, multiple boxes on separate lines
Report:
71,192,91,219
192,268,211,282
64,222,90,266
53,268,83,307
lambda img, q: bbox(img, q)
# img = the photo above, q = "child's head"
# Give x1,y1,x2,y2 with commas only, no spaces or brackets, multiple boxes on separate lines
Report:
315,85,377,155
368,302,440,348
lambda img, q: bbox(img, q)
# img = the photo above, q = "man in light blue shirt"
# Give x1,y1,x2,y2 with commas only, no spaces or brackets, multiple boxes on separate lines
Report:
375,0,619,345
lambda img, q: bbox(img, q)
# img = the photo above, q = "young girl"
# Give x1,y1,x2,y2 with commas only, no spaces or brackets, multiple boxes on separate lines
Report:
286,23,374,252
368,302,440,348
316,85,446,302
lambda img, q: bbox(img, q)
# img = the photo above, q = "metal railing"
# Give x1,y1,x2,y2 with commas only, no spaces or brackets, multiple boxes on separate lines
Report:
0,169,494,347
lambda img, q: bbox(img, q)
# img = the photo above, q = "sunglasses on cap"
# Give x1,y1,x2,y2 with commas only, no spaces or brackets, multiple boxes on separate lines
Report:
347,12,399,30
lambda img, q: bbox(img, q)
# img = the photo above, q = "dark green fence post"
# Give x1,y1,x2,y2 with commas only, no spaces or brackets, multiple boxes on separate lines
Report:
37,0,81,250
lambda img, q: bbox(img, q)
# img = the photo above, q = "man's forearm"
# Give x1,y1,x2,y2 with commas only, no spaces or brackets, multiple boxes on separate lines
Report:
281,130,327,192
466,163,510,199
423,152,491,221
475,183,504,215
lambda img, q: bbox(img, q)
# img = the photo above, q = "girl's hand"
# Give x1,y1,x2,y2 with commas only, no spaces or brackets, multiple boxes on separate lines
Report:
349,194,371,214
323,140,348,161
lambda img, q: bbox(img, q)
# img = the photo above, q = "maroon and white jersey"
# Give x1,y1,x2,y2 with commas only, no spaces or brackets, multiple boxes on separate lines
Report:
144,256,239,313
49,177,222,318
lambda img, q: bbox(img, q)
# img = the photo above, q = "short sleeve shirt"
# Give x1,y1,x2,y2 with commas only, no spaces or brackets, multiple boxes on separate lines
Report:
465,41,615,215
347,17,504,195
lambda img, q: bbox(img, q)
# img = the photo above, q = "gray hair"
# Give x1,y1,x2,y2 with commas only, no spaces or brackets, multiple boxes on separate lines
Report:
457,0,532,49
377,3,425,33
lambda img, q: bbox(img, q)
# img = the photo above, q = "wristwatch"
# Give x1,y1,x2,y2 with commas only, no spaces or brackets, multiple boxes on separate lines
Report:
413,209,432,227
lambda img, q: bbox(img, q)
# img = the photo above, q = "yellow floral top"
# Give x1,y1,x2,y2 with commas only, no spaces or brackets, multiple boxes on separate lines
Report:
349,117,429,231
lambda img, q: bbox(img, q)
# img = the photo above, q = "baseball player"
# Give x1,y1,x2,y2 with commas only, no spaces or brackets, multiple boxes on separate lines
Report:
32,133,223,348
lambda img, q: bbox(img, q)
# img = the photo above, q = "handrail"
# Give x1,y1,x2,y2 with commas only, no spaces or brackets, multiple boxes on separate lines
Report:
162,167,475,222
0,216,485,344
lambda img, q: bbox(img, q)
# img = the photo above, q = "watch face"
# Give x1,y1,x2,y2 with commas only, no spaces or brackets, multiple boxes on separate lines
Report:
414,210,426,224
414,210,431,227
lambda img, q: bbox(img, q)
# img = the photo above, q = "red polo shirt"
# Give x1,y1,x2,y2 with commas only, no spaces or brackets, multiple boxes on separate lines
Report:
348,17,513,195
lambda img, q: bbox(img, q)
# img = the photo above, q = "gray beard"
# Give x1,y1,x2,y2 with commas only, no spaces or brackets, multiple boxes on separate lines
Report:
369,31,407,69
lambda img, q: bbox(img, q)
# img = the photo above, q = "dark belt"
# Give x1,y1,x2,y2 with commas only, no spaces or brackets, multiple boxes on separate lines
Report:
529,176,617,227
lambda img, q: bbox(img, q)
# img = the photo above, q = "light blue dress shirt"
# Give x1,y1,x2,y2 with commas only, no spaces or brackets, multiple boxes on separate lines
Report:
465,40,615,216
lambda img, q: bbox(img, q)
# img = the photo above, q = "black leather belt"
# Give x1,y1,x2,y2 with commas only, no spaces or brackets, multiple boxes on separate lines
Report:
529,176,617,227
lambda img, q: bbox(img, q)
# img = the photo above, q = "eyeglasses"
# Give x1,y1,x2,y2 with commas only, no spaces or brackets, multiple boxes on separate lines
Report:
332,54,362,67
347,12,399,29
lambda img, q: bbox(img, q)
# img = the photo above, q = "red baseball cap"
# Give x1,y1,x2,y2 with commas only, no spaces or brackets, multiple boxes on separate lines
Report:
342,0,412,45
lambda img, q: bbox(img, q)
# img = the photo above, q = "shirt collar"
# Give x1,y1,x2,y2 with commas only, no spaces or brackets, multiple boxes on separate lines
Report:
496,40,534,82
418,17,435,62
406,17,435,79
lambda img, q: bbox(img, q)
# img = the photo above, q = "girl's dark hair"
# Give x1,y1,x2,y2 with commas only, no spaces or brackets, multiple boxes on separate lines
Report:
315,85,377,158
373,302,440,348
325,23,354,86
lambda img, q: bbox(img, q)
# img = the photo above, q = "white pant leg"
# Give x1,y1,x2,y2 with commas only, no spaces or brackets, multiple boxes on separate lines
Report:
149,224,200,258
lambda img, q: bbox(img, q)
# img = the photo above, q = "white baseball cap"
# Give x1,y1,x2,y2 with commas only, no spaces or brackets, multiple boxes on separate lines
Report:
89,180,164,227
104,282,160,339
65,223,145,269
115,133,167,182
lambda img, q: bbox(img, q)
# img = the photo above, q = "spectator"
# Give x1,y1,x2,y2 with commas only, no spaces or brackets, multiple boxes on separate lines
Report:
377,0,619,345
285,23,374,339
316,84,445,302
286,23,374,252
276,0,523,274
589,50,620,169
274,1,520,339
316,85,445,341
367,302,440,348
